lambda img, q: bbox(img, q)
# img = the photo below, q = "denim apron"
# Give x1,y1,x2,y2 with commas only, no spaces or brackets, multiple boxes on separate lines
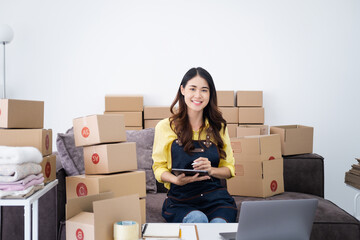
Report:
162,136,238,223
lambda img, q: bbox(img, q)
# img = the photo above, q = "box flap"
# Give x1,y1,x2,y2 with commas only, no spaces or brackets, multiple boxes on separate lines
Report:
94,194,141,240
66,192,114,220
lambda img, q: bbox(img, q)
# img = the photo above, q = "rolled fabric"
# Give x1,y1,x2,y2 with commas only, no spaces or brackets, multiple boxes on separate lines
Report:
0,146,42,165
113,221,139,240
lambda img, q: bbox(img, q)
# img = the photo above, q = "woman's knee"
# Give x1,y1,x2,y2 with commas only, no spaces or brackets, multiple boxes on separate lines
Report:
182,210,209,223
210,217,227,223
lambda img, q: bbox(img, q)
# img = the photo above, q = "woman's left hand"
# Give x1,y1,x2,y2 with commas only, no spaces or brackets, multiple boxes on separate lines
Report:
192,157,213,175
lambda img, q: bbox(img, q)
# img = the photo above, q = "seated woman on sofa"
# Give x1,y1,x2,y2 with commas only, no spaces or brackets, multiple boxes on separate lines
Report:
152,67,238,223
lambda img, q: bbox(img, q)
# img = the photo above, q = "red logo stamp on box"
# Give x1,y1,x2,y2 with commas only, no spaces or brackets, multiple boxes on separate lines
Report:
76,229,84,240
45,162,51,178
268,156,275,160
76,183,88,197
81,127,90,138
92,153,100,164
270,180,278,192
45,135,50,151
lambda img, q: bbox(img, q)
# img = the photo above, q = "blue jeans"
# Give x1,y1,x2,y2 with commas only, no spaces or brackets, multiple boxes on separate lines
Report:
182,210,227,223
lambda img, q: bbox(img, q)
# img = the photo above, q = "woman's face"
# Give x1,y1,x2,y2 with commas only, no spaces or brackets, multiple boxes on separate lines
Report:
180,75,210,114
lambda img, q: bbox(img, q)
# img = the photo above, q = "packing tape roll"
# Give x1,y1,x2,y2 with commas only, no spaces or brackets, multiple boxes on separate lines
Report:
113,221,139,240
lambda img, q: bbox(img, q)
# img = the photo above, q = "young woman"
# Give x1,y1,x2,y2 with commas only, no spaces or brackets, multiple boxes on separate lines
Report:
152,67,238,223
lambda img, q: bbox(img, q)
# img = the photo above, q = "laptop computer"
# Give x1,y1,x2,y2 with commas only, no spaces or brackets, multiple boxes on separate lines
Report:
219,199,318,240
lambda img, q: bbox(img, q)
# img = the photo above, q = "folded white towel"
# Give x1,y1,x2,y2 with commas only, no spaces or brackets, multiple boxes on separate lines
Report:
0,146,42,165
0,163,42,182
0,183,44,199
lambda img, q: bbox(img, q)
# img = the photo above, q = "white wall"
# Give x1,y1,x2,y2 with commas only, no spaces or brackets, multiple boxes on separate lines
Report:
1,0,359,215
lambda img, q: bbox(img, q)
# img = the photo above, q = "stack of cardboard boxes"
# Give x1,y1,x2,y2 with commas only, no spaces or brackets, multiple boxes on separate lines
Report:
217,90,268,138
66,114,146,239
104,95,144,130
144,106,172,129
227,134,284,197
345,158,360,189
236,91,268,138
217,91,238,138
0,99,56,184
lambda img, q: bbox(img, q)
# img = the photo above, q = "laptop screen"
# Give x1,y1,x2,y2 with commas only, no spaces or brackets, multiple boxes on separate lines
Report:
220,199,318,240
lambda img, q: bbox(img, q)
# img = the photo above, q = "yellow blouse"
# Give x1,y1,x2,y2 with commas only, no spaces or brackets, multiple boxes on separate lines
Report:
152,118,235,189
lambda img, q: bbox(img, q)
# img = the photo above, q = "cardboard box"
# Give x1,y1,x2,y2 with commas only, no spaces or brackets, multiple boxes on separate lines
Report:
140,198,146,226
66,193,142,240
83,142,137,174
125,126,143,130
238,107,264,124
227,158,284,197
73,114,126,147
104,111,143,127
144,106,171,120
227,124,238,138
66,171,146,200
40,154,56,183
105,95,143,112
237,125,268,137
238,124,268,135
230,134,281,163
219,107,239,124
144,119,161,129
216,91,235,107
0,129,52,156
270,125,314,156
236,91,263,107
0,99,44,129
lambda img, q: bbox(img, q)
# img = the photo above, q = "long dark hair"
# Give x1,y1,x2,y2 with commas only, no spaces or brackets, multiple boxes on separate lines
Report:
170,67,227,159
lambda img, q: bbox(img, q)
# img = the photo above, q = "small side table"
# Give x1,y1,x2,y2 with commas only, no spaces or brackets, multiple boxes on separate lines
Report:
0,179,58,240
346,184,360,221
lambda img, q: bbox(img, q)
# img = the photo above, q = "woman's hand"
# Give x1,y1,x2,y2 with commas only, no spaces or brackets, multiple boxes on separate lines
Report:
174,173,210,186
192,157,213,175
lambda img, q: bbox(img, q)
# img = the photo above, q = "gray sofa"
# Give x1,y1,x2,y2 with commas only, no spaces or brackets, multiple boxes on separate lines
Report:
146,154,360,240
2,128,359,240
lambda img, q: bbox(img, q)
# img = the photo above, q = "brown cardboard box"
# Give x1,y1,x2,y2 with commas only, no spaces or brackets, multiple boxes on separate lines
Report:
105,95,143,112
230,134,281,163
237,125,268,137
104,111,143,127
140,198,146,226
270,125,314,156
40,154,56,183
237,127,260,137
227,158,284,197
73,114,126,147
144,119,161,129
0,129,52,156
66,171,146,200
238,107,264,124
219,107,239,123
227,124,238,138
66,193,142,240
144,106,171,120
125,126,143,130
83,142,137,174
0,99,44,129
217,91,235,107
238,124,268,135
236,91,263,107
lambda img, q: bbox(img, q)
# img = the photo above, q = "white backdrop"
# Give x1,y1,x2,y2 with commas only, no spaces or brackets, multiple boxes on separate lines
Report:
1,0,359,215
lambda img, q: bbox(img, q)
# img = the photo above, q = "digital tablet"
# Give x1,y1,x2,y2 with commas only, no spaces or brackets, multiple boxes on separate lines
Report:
172,168,209,176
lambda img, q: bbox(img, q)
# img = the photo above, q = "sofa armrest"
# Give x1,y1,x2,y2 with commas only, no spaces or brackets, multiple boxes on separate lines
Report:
283,153,324,198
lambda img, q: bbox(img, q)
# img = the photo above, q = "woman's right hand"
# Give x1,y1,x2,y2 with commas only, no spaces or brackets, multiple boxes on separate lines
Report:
174,173,210,186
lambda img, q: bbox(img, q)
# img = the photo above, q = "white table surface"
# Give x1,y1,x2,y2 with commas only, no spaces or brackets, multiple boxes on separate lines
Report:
143,223,238,240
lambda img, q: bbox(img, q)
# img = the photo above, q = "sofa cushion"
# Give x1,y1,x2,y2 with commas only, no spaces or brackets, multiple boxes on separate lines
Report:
126,128,157,193
56,127,84,176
